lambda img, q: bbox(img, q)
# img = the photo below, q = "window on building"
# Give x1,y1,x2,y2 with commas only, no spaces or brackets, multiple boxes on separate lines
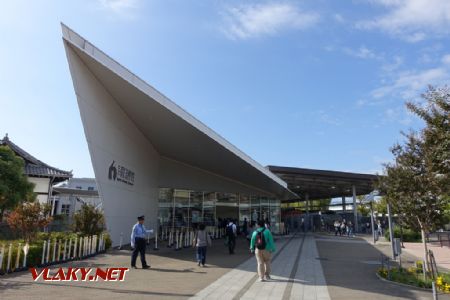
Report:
61,204,70,216
88,186,94,191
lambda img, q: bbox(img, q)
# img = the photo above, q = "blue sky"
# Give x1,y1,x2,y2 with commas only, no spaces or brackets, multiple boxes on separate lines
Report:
1,0,450,178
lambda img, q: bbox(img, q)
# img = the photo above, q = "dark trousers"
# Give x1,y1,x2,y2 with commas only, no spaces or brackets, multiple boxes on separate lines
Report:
131,237,148,267
196,246,207,265
228,235,236,254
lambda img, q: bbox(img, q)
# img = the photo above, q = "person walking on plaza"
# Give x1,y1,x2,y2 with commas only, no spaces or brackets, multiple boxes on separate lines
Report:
340,219,346,236
334,220,340,236
242,217,248,237
130,215,150,269
376,220,383,240
347,220,354,237
226,219,237,254
250,220,276,282
193,223,211,267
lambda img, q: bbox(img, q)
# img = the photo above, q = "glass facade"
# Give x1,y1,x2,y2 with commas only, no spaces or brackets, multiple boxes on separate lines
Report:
157,188,281,233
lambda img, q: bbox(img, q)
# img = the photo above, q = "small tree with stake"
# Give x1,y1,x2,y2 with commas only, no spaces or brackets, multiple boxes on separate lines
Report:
378,86,450,276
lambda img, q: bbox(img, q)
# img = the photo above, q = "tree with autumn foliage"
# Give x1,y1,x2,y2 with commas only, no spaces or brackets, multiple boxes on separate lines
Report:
6,202,53,242
378,86,450,274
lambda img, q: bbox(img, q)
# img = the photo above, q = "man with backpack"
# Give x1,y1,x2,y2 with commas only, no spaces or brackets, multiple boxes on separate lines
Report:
250,220,276,282
226,220,237,254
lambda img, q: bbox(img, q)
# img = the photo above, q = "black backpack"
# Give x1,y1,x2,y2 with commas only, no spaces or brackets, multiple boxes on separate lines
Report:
256,228,266,250
226,224,234,236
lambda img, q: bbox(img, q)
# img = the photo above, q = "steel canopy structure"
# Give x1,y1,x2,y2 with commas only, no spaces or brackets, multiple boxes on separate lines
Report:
268,165,378,201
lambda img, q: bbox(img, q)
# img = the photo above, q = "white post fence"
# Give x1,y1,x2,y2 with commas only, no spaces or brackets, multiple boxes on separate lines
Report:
6,244,12,272
0,245,4,273
22,243,29,268
41,241,46,265
15,243,21,270
0,234,108,275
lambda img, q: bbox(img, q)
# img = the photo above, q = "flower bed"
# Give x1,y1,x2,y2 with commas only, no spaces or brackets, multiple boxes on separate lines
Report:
377,263,450,293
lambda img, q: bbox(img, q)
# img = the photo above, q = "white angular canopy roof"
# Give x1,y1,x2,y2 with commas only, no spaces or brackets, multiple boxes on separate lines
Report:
61,24,294,200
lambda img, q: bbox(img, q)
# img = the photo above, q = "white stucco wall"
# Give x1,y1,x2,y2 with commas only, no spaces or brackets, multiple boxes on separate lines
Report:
65,44,160,246
28,177,50,204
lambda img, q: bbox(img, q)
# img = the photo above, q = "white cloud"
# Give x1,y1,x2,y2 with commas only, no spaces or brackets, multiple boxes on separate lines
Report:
371,67,449,99
357,0,450,42
442,54,450,65
97,0,140,19
343,46,381,60
381,55,403,72
221,3,319,40
334,14,345,23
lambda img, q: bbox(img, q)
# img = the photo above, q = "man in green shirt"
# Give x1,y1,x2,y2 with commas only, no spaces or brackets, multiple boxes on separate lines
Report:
250,220,276,281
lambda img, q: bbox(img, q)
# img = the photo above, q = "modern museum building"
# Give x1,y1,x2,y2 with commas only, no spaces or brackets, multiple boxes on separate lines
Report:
62,24,376,246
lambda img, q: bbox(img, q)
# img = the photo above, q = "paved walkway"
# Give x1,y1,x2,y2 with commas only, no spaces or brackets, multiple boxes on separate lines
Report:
190,234,330,300
403,242,450,271
1,233,447,300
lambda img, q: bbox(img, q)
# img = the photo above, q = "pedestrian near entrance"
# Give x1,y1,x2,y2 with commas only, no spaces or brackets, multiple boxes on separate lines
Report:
130,215,150,269
376,220,383,240
193,224,212,267
250,220,276,282
226,220,237,254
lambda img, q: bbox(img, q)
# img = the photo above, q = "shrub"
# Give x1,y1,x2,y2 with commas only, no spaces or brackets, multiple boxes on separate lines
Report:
385,227,421,242
73,204,105,236
6,202,52,242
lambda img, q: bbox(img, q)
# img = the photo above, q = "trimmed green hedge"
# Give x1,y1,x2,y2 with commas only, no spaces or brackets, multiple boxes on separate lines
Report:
385,227,421,242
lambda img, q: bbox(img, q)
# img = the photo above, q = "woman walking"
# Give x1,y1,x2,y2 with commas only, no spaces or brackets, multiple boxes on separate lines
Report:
193,224,212,267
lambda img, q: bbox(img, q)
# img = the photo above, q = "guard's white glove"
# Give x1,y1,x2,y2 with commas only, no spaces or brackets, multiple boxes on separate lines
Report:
131,243,135,249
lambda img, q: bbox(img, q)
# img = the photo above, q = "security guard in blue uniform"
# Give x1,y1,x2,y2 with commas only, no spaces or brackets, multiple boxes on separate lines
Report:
131,215,150,269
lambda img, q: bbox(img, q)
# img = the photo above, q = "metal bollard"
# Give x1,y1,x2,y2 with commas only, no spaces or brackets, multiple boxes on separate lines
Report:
175,231,180,250
432,281,438,300
168,231,173,247
154,230,159,250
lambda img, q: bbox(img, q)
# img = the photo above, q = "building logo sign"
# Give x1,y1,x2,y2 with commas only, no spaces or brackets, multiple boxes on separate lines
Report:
108,161,135,186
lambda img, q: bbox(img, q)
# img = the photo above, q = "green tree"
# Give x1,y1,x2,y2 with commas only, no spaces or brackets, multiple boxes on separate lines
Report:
378,86,450,274
0,145,35,221
73,204,105,235
356,195,370,216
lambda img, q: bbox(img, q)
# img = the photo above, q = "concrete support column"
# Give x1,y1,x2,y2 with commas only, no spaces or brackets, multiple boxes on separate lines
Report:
305,193,309,232
341,196,346,211
352,185,358,233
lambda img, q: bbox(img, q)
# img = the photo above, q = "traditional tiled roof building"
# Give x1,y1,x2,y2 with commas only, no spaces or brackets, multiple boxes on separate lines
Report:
1,134,72,204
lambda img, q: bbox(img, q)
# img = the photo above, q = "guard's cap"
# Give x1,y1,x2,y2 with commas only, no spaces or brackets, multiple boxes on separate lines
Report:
137,215,145,220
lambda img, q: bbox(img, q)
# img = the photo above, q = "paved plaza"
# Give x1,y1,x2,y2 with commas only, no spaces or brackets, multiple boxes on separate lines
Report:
0,233,447,300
